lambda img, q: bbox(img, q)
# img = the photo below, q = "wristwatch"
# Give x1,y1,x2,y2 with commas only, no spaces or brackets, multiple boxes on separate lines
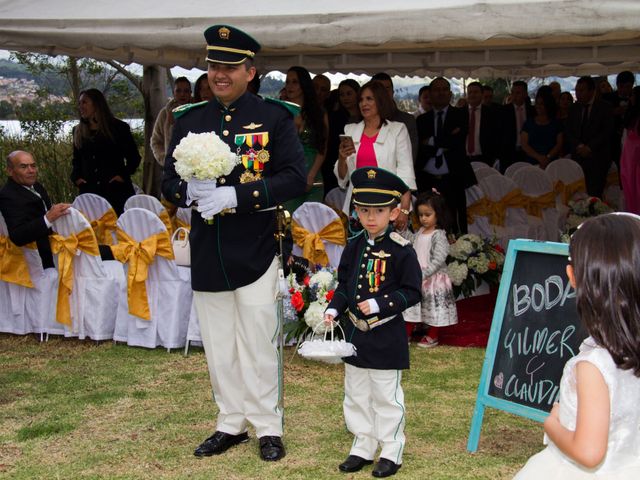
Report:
399,208,410,215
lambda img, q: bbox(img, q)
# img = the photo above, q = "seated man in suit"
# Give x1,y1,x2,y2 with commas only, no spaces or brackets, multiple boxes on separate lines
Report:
0,150,70,269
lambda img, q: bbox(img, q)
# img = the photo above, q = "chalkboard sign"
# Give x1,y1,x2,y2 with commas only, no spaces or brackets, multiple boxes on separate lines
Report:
467,240,589,452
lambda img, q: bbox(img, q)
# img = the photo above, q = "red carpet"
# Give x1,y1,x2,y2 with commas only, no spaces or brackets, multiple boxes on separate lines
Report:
439,290,498,348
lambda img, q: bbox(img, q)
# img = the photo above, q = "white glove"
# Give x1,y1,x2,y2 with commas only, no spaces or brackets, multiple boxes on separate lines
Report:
187,179,217,204
196,186,238,219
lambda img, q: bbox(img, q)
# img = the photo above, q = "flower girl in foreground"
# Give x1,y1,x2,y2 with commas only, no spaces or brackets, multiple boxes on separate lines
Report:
514,213,640,479
403,191,457,348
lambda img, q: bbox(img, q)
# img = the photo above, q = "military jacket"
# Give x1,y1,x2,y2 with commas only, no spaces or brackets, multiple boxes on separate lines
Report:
162,92,306,291
328,228,422,370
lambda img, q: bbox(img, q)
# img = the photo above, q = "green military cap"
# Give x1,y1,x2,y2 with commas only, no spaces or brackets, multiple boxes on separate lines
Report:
350,167,409,207
204,24,261,65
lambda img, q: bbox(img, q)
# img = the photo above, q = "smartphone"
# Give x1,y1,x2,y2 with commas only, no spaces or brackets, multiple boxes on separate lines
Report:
339,134,354,145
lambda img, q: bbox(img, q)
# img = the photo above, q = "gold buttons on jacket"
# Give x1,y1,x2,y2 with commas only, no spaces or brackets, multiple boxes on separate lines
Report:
223,129,229,136
389,302,394,307
225,114,232,122
356,295,360,300
253,190,260,198
174,192,181,199
219,177,226,184
254,204,261,209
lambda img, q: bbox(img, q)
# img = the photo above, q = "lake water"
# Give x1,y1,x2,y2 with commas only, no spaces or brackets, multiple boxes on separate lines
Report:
0,119,145,137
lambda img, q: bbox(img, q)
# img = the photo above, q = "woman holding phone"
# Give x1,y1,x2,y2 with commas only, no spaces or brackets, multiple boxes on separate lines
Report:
335,81,416,230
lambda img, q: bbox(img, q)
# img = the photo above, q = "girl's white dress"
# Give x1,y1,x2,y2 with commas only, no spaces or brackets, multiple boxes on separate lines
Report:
514,337,640,479
403,228,457,327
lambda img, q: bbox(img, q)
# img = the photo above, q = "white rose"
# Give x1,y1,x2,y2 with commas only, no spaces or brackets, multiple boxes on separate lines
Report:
447,261,468,286
305,300,329,333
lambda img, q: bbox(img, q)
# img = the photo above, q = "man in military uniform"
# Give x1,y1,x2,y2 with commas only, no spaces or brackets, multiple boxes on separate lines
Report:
324,167,422,478
162,25,306,462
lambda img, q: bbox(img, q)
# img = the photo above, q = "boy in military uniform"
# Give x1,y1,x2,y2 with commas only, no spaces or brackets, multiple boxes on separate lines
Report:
162,25,306,462
324,167,421,478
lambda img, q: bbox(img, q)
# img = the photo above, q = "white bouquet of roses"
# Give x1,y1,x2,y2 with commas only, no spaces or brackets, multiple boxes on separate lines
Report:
173,131,240,223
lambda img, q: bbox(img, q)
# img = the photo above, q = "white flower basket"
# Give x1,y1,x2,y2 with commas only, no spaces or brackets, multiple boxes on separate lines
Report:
297,322,356,364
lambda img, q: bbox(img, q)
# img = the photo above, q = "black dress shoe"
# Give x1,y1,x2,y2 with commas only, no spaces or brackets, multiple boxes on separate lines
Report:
259,436,285,461
372,458,401,478
339,455,373,473
193,431,249,457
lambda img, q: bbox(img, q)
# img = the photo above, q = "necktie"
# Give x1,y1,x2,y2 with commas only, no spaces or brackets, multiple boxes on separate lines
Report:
467,106,477,155
579,104,589,142
435,110,444,168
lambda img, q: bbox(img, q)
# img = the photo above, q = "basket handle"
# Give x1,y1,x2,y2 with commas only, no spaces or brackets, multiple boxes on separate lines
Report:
311,320,345,341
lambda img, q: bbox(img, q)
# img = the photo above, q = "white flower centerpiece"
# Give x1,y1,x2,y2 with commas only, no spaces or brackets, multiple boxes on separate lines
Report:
172,131,240,223
446,234,504,298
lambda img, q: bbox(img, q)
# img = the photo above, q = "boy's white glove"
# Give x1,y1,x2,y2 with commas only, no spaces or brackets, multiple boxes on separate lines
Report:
187,179,217,204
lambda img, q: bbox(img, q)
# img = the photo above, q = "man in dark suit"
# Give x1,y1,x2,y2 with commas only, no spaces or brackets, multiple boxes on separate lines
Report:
162,25,305,463
499,80,536,173
415,77,476,234
465,81,499,167
565,76,614,198
0,150,70,269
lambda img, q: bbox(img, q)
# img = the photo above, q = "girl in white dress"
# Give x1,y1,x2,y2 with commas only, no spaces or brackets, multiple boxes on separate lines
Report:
514,213,640,479
403,191,457,348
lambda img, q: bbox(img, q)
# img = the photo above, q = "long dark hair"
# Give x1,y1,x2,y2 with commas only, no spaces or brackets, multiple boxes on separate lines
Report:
193,73,209,102
535,85,557,119
73,88,116,148
414,191,451,233
569,214,640,376
287,66,326,153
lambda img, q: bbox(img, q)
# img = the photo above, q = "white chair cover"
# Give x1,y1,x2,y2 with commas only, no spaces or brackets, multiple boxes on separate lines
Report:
50,207,123,340
603,162,624,211
473,167,501,182
512,166,560,241
72,193,117,244
113,208,191,350
545,158,588,205
504,161,533,179
291,202,345,268
324,187,347,212
478,174,530,249
0,211,58,337
183,302,203,355
124,194,173,233
470,161,492,172
465,184,494,239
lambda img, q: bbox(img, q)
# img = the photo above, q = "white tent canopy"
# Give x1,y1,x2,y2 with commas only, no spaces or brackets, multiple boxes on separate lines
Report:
0,0,639,76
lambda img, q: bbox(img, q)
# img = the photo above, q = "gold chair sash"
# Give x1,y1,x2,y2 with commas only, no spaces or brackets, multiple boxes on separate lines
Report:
466,197,492,225
0,235,34,288
523,191,557,217
554,178,586,204
175,218,191,231
158,210,174,237
50,228,100,326
89,208,117,245
111,228,174,321
487,189,527,226
291,218,346,267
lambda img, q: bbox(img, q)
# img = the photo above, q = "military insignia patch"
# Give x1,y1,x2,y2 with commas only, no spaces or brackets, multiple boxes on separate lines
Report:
242,122,263,130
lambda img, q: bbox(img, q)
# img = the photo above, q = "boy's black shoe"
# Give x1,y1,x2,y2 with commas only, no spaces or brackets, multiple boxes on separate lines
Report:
193,431,249,457
259,436,285,461
372,458,401,477
339,455,373,472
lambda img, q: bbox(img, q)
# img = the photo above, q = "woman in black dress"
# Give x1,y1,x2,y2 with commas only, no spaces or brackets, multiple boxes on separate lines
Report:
71,88,141,214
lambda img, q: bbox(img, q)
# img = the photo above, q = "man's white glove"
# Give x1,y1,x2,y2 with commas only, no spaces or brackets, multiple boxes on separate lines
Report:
196,186,238,219
186,179,217,204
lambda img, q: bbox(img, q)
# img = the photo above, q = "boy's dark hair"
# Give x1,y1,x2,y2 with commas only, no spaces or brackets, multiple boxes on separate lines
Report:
414,191,451,233
569,214,640,376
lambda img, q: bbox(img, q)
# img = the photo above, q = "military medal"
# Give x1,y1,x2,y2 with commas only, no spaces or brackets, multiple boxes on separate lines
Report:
235,132,270,183
366,258,386,293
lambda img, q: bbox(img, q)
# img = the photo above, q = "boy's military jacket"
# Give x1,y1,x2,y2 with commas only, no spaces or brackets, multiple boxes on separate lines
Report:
328,228,422,370
162,92,306,292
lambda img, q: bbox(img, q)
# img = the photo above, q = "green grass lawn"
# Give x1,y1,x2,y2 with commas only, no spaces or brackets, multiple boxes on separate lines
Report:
0,334,543,479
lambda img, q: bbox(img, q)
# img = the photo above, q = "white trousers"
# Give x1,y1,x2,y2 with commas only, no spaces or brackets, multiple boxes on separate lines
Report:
344,363,406,464
194,257,282,438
